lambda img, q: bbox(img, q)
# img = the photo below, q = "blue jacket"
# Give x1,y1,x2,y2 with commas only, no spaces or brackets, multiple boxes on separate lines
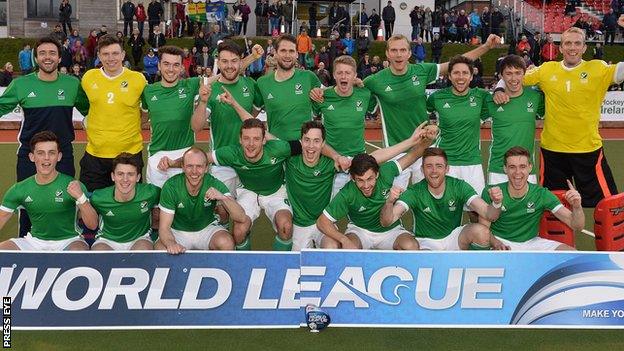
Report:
412,44,425,61
469,13,482,27
341,38,355,55
143,55,159,75
18,49,33,71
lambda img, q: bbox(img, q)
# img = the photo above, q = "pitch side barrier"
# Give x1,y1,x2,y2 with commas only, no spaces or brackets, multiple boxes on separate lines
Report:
2,250,624,330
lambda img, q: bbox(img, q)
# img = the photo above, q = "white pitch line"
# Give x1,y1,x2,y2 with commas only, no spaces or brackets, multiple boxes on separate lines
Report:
365,141,382,150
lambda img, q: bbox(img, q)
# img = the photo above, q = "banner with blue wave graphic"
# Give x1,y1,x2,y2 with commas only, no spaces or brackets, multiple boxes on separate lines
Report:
300,250,624,327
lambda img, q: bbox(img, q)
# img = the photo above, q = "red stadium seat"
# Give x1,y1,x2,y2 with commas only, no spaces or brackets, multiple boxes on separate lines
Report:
538,190,575,248
594,193,624,251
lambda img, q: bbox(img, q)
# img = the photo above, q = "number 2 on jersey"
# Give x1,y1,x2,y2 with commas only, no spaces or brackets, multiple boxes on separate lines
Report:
107,92,115,104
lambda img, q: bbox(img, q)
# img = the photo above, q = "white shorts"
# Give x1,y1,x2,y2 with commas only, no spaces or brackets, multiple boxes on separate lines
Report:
170,224,228,250
292,224,325,251
345,223,409,250
488,172,538,185
147,148,189,188
93,233,152,251
392,154,423,189
416,225,464,251
11,233,87,251
210,165,241,197
237,185,292,230
447,164,485,197
332,172,351,199
495,235,562,251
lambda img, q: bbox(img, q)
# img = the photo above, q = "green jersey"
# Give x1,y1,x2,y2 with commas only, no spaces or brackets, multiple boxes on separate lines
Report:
312,87,376,157
398,176,477,239
91,183,160,243
208,76,263,150
427,87,490,166
255,69,321,141
141,77,200,155
214,139,292,196
285,155,335,227
482,182,562,242
0,73,89,157
159,173,230,232
0,173,85,240
364,63,439,147
324,161,401,232
485,89,544,174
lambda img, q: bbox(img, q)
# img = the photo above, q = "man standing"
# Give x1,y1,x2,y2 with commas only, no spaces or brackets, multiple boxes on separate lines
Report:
59,0,73,36
0,37,89,237
121,0,136,37
603,9,618,46
369,9,381,40
255,35,321,141
147,0,164,36
18,44,33,75
380,147,503,250
89,153,160,250
494,26,624,207
540,34,558,62
78,34,147,192
156,147,245,254
490,7,504,37
0,131,97,251
382,1,395,40
485,55,543,185
255,0,269,36
481,147,582,250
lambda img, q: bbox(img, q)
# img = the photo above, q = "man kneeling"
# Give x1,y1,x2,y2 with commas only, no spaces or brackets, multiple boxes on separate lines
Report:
481,146,582,250
381,147,503,250
88,153,161,250
155,147,245,254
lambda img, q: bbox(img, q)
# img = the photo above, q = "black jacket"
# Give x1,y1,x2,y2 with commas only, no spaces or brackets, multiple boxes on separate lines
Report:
369,13,381,27
147,1,164,21
491,11,504,28
382,5,395,22
255,2,269,17
431,39,443,55
121,1,136,20
59,3,72,21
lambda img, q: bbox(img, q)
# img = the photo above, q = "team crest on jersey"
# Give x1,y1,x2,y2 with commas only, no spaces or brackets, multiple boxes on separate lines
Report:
203,198,214,207
140,201,149,213
313,170,321,177
526,201,535,213
501,205,507,212
356,100,363,112
295,83,303,95
178,88,187,98
381,188,390,199
526,102,534,112
411,75,420,86
448,200,456,211
242,86,250,97
120,81,129,92
270,157,277,164
580,72,588,83
57,89,65,100
469,96,477,107
55,190,64,203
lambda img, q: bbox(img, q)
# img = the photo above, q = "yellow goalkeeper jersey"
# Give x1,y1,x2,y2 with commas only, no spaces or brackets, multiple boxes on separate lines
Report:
524,60,616,153
80,68,147,158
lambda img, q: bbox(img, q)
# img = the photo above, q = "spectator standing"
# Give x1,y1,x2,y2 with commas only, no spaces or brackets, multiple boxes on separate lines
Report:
315,45,330,68
51,24,67,44
135,2,147,38
147,0,164,35
423,7,432,42
516,34,531,55
296,29,313,66
309,4,318,37
358,53,372,78
283,0,294,34
121,0,136,37
59,0,73,35
593,42,604,59
412,37,425,63
195,45,214,73
128,29,146,67
149,26,166,50
409,6,421,41
0,62,13,87
382,1,396,39
431,32,443,63
369,9,381,39
540,34,559,62
491,7,504,36
603,9,618,45
256,0,270,36
85,30,98,67
194,31,208,53
60,38,73,70
174,1,186,37
239,0,252,36
469,8,481,39
432,6,442,35
268,0,282,35
456,10,469,43
18,44,33,74
341,32,355,56
356,30,370,57
481,7,491,39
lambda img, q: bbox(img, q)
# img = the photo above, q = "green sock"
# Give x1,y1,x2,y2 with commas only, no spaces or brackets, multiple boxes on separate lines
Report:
236,237,251,251
272,235,293,251
469,242,491,250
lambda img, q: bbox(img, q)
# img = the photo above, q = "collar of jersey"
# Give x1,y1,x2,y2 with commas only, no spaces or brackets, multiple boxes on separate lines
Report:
100,67,126,80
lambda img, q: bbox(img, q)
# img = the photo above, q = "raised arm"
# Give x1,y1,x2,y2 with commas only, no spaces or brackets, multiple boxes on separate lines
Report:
439,34,501,75
552,180,585,231
191,76,213,132
379,187,407,226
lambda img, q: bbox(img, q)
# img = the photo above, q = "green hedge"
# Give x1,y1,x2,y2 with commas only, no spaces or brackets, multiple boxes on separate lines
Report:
3,37,624,77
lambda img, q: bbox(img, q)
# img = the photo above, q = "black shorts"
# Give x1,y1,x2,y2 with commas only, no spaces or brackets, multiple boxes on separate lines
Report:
79,151,144,193
540,147,618,207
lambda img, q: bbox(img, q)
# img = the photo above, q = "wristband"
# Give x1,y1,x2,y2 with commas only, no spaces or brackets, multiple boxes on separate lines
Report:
493,87,505,93
76,194,88,205
492,201,502,209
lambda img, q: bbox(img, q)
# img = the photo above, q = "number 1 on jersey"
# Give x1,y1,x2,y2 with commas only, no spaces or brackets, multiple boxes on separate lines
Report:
565,80,571,92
